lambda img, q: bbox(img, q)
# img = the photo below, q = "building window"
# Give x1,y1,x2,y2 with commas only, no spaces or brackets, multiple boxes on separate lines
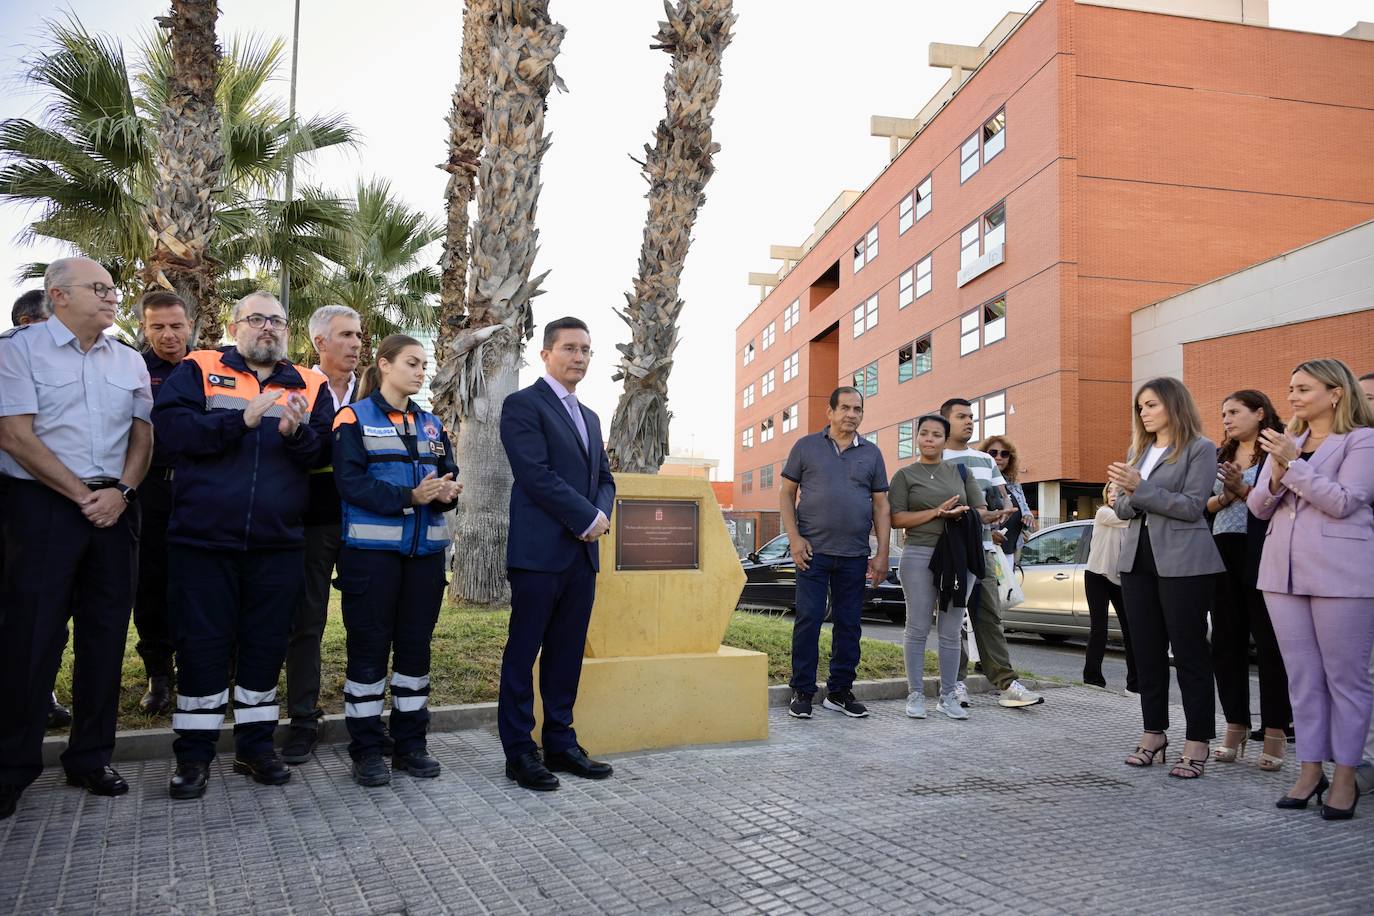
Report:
983,202,1005,252
898,335,932,383
760,416,775,443
864,432,878,445
898,420,914,459
915,254,932,299
960,221,980,270
960,133,980,183
915,175,932,221
782,403,798,434
741,470,752,494
741,427,753,449
761,369,775,397
783,298,800,332
960,295,1007,355
782,350,799,383
760,464,774,489
983,110,1006,162
898,173,933,233
742,384,754,408
981,391,1006,438
852,294,878,338
898,267,914,309
852,225,879,273
761,322,775,350
743,341,755,366
852,360,878,398
898,193,913,234
960,309,981,356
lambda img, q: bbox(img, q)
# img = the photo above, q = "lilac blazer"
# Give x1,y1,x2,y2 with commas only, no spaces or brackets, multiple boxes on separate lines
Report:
1248,427,1374,598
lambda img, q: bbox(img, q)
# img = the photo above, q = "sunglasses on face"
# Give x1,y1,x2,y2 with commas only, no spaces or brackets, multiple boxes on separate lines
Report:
987,449,1011,458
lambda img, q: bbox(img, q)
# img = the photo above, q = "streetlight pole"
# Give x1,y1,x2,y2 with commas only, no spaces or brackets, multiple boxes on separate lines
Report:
279,0,301,312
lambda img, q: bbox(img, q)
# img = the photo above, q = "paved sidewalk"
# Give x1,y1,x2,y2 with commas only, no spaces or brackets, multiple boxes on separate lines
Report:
2,687,1370,915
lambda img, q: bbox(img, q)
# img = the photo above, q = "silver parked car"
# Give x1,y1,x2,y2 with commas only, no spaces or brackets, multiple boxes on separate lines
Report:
1004,520,1124,642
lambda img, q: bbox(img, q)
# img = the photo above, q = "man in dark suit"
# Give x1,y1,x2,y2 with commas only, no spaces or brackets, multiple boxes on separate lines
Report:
498,316,616,791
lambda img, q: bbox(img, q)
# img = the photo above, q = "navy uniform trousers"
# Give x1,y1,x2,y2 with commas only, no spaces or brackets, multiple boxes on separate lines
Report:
337,546,445,760
0,479,136,788
497,554,597,759
132,468,175,680
168,544,304,763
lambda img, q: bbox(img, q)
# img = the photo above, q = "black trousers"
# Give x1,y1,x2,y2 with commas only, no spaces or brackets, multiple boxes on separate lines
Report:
1119,525,1217,742
287,523,342,725
1211,533,1292,730
133,470,175,679
337,547,445,760
1083,571,1137,692
0,479,136,788
498,557,596,759
168,544,304,764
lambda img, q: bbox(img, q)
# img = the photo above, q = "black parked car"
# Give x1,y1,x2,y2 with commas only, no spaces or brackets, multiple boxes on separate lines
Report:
737,532,907,624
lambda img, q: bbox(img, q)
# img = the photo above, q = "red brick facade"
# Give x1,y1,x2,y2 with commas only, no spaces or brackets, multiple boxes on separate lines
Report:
733,0,1374,512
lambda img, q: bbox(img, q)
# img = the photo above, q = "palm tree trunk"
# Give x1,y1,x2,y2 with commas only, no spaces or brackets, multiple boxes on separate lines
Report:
443,0,564,605
607,0,735,474
432,0,495,428
142,0,225,350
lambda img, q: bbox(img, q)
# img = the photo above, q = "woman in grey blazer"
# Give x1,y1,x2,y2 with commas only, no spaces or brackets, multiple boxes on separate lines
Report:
1108,377,1225,780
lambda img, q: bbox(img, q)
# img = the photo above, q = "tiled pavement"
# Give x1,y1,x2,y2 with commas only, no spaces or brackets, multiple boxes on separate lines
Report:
2,687,1371,915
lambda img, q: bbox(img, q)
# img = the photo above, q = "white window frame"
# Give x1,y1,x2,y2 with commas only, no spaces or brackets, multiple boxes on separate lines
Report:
743,341,755,366
898,420,914,459
740,470,752,493
761,369,775,397
760,464,774,489
915,254,932,299
983,296,1007,346
960,133,981,183
851,293,878,338
782,350,799,383
742,384,754,408
898,268,914,309
960,222,981,270
783,298,800,332
852,224,879,273
760,416,775,443
960,309,981,356
852,360,879,398
983,110,1006,162
898,193,914,234
915,175,932,221
741,427,753,449
898,335,932,383
984,202,1006,252
761,322,775,350
960,295,1007,355
864,432,878,445
782,403,799,434
981,391,1007,438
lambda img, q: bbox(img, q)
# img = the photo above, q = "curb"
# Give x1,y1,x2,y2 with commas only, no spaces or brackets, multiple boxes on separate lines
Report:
43,676,1061,766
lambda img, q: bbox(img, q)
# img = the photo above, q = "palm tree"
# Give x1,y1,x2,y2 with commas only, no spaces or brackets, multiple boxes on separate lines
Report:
0,16,354,328
435,0,564,604
143,0,225,349
431,0,495,426
606,0,735,474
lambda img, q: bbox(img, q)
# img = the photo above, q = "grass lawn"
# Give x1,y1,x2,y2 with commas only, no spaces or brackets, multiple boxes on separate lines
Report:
55,600,924,734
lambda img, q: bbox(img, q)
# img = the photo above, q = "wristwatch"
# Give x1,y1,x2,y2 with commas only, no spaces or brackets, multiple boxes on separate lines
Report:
115,483,138,504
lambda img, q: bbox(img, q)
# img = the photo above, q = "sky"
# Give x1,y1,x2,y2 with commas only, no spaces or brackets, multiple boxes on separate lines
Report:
1,0,1370,477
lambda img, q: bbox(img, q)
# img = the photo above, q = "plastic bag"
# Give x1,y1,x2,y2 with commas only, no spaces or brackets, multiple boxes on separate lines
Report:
992,548,1024,609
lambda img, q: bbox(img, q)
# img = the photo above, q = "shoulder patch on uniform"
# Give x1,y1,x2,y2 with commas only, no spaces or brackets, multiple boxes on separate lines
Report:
206,373,237,388
0,325,31,339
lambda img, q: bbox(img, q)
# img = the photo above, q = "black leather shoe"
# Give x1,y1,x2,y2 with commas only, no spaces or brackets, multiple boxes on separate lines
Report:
169,762,210,800
545,745,613,780
65,766,129,797
139,676,173,716
505,751,559,791
1276,774,1329,810
279,724,319,765
351,753,391,787
47,694,72,730
1321,787,1361,821
393,749,441,779
0,784,22,819
232,752,291,786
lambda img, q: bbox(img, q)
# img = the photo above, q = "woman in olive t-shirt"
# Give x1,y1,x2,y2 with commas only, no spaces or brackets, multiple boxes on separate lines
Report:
889,415,986,720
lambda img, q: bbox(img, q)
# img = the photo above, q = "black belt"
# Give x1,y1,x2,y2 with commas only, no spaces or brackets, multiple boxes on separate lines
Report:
81,477,120,491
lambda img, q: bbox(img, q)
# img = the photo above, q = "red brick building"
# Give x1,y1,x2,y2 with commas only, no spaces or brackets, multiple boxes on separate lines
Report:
732,0,1374,521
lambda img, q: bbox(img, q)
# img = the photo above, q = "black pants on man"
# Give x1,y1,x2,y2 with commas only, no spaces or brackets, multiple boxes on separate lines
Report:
168,544,304,764
133,469,175,680
0,479,136,789
286,523,341,728
498,557,596,759
1120,526,1216,743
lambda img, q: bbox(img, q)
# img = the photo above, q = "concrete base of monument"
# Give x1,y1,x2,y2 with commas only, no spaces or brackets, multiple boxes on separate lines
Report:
534,645,769,755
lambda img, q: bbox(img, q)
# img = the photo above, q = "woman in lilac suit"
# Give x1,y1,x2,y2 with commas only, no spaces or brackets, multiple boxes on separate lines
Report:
1250,358,1374,820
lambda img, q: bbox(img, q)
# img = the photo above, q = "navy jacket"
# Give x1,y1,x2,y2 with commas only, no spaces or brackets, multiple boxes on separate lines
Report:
152,346,334,551
499,378,616,572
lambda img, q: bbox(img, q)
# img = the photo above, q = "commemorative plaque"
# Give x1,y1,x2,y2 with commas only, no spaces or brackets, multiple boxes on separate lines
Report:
614,498,700,571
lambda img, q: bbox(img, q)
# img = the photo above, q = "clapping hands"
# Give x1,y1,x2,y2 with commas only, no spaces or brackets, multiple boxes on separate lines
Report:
412,471,461,506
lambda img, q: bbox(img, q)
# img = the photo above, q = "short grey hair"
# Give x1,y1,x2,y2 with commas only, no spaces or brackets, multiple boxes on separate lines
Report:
43,258,83,296
232,290,281,321
308,304,360,344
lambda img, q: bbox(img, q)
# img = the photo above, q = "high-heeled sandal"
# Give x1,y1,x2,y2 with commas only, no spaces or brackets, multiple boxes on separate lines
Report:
1125,732,1168,767
1213,725,1248,763
1257,734,1285,771
1169,755,1206,779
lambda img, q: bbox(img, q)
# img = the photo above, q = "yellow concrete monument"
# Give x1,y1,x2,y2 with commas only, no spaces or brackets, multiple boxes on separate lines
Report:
535,473,767,754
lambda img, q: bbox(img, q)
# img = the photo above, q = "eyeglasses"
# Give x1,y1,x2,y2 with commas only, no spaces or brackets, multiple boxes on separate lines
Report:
239,313,288,330
987,449,1011,458
556,345,593,358
60,282,120,301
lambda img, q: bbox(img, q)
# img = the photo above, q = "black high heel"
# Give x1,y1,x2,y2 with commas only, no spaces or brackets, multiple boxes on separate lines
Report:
1321,787,1361,821
1276,774,1329,810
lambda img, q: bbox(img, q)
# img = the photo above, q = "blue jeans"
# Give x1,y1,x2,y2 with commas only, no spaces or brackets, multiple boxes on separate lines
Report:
790,552,867,696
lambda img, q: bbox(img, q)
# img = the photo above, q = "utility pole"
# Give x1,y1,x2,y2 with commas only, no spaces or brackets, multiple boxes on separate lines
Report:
279,0,301,312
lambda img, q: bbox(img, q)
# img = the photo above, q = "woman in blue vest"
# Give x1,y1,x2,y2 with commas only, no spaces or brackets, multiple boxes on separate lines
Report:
332,334,460,787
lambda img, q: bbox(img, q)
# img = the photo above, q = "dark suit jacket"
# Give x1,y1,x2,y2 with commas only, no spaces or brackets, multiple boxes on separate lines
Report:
500,378,616,572
1115,436,1225,578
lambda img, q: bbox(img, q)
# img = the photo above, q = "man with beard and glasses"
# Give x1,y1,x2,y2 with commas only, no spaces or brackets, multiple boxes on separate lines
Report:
152,291,332,799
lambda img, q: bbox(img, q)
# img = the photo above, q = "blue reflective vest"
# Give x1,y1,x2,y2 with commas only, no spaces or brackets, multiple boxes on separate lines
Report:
340,397,451,556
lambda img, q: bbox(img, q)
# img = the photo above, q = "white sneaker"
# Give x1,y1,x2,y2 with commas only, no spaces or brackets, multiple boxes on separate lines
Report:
936,692,969,720
905,691,927,719
1122,688,1140,699
954,681,970,708
998,679,1044,708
